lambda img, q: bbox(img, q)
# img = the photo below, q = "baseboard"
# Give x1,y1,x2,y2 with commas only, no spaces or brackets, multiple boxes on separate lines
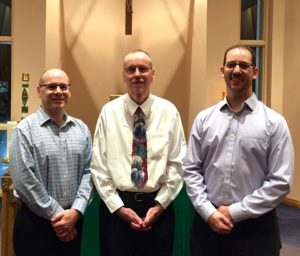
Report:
282,197,300,208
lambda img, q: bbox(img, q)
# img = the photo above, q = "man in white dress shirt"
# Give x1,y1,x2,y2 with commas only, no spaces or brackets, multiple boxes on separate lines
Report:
91,49,186,256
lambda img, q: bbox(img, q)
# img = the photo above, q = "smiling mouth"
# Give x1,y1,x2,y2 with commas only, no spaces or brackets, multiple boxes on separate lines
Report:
132,82,145,86
230,75,243,82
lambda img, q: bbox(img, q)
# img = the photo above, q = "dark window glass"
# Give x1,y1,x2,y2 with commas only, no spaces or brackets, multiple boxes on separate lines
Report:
251,46,263,100
0,0,11,36
241,0,263,40
0,43,11,122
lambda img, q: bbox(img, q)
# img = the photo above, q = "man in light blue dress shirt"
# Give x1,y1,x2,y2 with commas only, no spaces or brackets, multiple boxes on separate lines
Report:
183,45,294,256
10,68,93,256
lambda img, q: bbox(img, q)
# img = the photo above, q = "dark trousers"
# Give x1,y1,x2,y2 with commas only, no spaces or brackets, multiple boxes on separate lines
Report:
13,204,83,256
190,209,281,256
99,191,175,256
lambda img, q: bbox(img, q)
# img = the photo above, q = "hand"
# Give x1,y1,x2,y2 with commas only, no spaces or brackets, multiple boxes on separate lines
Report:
207,210,233,234
116,207,144,230
58,227,77,242
217,205,233,223
142,204,164,230
51,209,81,239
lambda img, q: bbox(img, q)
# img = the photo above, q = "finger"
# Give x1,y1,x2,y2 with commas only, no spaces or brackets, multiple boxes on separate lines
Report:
130,223,142,230
58,229,77,242
130,223,151,231
51,212,63,223
220,217,233,229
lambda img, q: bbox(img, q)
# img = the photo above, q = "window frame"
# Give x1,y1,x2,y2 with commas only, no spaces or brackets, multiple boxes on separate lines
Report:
239,0,271,103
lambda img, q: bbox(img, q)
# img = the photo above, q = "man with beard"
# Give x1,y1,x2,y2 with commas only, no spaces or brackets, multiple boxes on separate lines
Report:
91,49,186,256
10,68,93,256
183,44,294,256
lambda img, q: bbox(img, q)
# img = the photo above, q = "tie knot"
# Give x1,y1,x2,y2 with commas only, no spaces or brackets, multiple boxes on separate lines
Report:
135,106,143,114
134,107,145,122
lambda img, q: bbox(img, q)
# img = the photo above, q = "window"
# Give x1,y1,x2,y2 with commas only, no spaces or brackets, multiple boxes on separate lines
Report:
240,0,265,100
241,0,263,40
0,0,12,122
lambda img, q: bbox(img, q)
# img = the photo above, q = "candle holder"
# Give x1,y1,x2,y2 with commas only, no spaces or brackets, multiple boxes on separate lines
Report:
21,73,30,120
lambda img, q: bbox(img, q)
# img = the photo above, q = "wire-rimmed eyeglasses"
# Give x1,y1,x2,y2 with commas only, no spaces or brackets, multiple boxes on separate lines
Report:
39,83,71,91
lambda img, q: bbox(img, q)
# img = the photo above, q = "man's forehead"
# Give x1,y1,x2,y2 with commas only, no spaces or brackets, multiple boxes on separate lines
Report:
226,48,251,60
125,52,151,63
43,70,68,81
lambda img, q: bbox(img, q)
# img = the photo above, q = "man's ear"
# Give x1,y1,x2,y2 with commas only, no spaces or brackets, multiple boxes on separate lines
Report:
37,86,41,98
220,66,225,77
253,67,259,80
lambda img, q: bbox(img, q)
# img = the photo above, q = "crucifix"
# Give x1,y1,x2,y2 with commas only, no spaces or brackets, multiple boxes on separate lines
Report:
125,0,133,35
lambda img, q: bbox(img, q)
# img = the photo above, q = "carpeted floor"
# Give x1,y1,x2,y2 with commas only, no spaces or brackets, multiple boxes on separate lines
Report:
278,203,300,256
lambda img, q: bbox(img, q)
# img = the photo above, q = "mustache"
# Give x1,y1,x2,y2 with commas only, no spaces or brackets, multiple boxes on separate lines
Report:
52,96,65,100
131,77,145,83
230,73,242,79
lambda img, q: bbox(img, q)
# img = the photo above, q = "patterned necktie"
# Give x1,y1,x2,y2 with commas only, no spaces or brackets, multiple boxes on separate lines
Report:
131,107,148,187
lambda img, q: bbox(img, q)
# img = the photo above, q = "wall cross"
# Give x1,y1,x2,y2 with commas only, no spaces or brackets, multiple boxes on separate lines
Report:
125,0,133,35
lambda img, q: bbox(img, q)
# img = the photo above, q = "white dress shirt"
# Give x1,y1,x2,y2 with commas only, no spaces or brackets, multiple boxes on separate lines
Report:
91,93,186,213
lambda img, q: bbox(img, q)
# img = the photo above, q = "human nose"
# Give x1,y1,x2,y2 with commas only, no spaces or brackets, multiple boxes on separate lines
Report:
133,67,142,76
53,85,63,93
233,64,242,72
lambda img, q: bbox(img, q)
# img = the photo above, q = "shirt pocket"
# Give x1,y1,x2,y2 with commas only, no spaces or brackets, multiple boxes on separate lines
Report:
147,133,169,160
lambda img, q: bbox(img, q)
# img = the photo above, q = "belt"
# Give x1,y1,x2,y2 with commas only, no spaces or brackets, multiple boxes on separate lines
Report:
117,190,158,203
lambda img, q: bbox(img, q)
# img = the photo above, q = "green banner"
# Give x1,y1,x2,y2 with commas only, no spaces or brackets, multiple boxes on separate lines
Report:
81,187,194,256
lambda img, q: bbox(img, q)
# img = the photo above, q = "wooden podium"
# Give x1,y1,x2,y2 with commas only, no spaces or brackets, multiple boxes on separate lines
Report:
1,172,20,256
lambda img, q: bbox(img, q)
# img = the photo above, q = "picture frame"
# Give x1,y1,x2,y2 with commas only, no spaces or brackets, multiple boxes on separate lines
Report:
0,123,9,186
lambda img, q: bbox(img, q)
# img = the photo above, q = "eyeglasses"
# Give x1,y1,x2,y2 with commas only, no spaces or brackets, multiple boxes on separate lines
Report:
124,65,151,75
224,61,254,70
39,83,71,91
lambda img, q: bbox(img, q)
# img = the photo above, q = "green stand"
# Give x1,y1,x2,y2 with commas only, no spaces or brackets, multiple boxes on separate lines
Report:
81,187,195,256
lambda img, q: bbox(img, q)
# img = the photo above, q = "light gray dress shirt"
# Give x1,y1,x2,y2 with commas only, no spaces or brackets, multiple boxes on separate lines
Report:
183,94,294,223
10,107,93,219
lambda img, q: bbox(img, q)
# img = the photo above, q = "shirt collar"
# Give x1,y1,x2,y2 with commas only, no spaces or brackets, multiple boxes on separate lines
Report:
125,93,154,117
37,106,73,126
244,93,258,111
219,93,258,112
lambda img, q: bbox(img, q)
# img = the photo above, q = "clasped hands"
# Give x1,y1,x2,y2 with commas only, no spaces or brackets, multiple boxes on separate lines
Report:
50,209,81,242
207,205,234,234
116,204,164,231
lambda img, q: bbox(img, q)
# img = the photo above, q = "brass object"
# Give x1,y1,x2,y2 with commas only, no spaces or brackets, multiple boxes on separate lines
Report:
21,73,30,120
110,95,121,101
1,160,18,256
0,157,9,163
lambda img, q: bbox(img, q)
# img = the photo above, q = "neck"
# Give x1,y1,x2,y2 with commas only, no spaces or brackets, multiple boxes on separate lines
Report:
42,107,65,126
52,115,66,126
226,92,252,111
131,94,149,105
